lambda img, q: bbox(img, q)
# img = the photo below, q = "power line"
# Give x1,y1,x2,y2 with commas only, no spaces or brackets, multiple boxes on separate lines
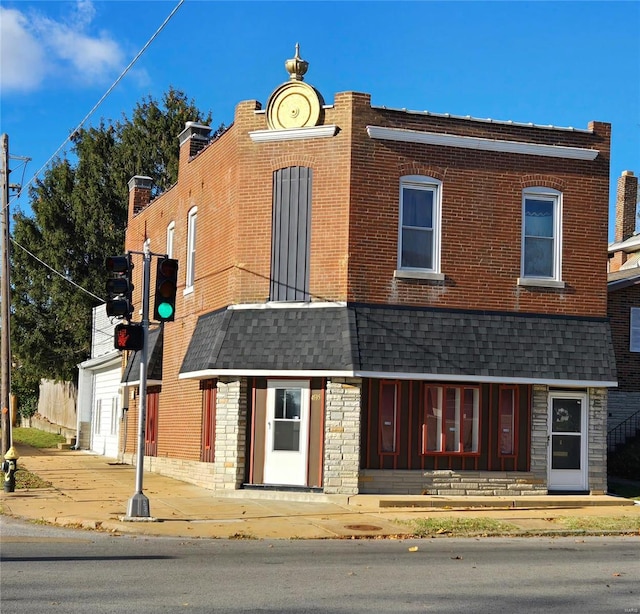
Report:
10,238,105,303
6,0,185,211
2,0,185,305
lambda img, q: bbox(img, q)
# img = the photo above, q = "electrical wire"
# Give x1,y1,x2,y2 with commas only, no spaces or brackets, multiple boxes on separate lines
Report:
2,0,185,303
10,238,104,303
6,0,185,210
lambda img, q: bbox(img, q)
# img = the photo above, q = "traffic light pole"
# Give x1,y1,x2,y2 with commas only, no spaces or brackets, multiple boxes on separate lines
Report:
126,243,151,519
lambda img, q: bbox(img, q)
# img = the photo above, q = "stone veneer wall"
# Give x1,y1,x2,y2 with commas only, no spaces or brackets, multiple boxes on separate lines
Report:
213,377,247,490
323,378,362,495
588,387,607,494
358,470,546,496
529,384,549,487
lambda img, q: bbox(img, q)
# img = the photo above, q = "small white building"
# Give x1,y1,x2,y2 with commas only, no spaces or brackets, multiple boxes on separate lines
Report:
76,305,122,457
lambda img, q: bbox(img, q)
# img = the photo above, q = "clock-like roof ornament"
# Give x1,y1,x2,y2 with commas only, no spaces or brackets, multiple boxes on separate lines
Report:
266,44,322,130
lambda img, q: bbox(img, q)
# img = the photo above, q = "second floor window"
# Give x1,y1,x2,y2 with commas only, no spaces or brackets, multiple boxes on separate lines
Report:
521,188,562,280
398,176,441,272
186,207,197,290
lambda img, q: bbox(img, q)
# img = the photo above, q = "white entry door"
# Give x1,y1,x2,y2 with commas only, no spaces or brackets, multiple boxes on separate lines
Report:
548,392,588,492
264,380,310,486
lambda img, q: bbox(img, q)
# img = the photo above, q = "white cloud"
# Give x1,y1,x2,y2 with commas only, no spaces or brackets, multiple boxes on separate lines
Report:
0,1,124,94
0,7,47,92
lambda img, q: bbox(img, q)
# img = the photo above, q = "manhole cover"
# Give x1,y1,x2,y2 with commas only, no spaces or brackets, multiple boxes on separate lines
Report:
344,524,383,532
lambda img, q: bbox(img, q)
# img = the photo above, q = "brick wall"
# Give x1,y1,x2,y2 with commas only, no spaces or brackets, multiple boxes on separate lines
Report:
608,285,640,392
348,104,610,316
121,85,612,471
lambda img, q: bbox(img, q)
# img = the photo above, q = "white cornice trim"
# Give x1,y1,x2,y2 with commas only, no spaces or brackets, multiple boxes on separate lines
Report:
229,301,347,310
366,126,599,160
178,368,616,387
249,125,338,142
77,351,121,371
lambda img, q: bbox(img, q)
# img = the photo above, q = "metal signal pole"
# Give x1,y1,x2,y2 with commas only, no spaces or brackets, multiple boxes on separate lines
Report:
125,242,151,518
1,134,12,456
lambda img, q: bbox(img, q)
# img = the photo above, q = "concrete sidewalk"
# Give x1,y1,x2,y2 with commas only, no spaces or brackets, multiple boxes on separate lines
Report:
1,445,638,539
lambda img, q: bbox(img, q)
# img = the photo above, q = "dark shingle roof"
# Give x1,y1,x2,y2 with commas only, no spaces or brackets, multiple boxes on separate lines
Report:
180,306,356,373
179,304,617,384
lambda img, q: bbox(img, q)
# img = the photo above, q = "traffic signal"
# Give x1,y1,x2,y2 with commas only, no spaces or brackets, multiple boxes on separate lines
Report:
153,258,178,322
114,323,144,351
106,254,134,319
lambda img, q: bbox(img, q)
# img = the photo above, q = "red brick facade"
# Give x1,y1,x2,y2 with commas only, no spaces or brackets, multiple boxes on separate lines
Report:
119,63,613,493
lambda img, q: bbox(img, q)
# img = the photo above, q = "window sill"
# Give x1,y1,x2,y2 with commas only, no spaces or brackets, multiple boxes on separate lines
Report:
183,286,194,296
394,270,445,281
517,277,565,289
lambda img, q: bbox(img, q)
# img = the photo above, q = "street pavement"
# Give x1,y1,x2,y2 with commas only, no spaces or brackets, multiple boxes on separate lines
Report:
1,444,639,539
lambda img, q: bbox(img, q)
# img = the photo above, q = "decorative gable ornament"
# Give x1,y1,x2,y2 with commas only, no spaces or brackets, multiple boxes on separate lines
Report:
266,44,323,130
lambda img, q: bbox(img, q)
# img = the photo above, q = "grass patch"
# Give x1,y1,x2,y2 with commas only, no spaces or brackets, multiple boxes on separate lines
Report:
15,469,52,490
11,427,66,448
560,516,640,533
408,517,519,537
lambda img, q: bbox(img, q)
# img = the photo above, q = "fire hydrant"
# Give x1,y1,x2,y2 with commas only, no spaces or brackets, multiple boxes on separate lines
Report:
2,446,19,493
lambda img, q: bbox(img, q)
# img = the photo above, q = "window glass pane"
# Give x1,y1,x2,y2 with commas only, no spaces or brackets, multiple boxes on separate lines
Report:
403,188,433,228
461,388,478,452
274,388,301,420
499,388,515,455
273,421,300,451
631,308,640,352
424,386,442,452
401,228,433,269
551,435,581,469
524,199,554,237
523,237,553,277
380,383,397,453
444,388,459,452
552,399,581,433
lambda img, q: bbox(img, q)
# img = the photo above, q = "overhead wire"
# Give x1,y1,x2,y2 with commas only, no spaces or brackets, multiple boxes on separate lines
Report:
4,0,185,303
7,0,185,210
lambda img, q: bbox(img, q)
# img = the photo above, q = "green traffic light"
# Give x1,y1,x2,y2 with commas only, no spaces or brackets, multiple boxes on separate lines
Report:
157,302,174,319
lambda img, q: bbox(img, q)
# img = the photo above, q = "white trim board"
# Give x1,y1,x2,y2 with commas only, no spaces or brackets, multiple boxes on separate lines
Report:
179,368,616,387
366,126,599,160
249,125,338,142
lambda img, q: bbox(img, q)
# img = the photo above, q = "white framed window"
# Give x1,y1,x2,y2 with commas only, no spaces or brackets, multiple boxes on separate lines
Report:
397,176,442,277
185,207,197,292
631,308,640,352
166,221,175,258
520,187,562,285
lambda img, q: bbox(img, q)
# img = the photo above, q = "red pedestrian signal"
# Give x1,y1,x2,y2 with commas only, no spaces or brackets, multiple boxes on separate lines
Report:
114,323,144,351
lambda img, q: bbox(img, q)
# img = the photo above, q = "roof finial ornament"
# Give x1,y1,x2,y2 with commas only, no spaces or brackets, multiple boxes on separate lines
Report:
285,43,308,81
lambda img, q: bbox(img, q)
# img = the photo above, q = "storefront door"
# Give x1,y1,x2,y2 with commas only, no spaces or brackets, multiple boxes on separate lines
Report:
264,380,309,486
548,392,588,492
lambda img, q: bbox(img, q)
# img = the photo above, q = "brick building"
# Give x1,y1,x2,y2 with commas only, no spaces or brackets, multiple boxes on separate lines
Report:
607,170,640,450
120,47,616,496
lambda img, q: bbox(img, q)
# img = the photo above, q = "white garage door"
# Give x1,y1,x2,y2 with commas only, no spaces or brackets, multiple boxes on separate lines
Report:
91,366,122,458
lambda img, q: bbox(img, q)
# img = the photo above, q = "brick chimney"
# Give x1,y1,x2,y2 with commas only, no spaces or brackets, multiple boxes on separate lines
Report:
128,175,153,220
610,170,639,271
178,122,212,159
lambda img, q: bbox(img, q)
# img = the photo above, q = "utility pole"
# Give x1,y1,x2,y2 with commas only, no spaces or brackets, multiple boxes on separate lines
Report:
1,134,12,456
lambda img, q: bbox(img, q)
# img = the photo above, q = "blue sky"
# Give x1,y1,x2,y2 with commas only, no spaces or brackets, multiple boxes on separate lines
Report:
1,0,639,241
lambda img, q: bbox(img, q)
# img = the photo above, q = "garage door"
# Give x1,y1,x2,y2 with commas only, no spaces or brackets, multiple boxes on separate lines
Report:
91,366,122,458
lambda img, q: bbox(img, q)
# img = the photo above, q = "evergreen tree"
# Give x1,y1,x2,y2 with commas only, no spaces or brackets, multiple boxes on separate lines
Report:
10,88,218,414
